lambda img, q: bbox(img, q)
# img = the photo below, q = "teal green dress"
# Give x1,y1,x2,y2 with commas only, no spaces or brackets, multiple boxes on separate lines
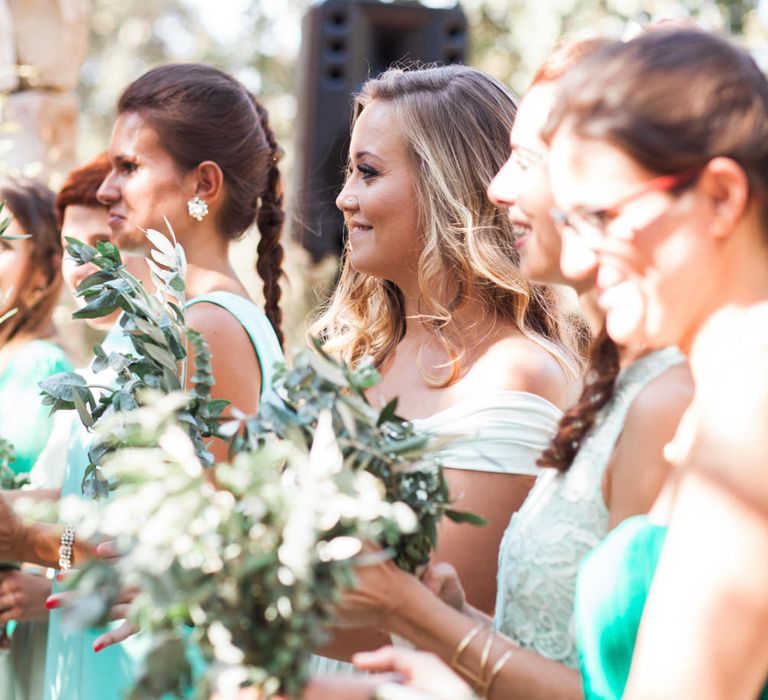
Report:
575,515,768,699
0,339,73,474
43,292,284,700
0,339,71,700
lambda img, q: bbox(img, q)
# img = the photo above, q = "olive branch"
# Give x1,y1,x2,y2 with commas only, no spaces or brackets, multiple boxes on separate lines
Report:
39,223,226,497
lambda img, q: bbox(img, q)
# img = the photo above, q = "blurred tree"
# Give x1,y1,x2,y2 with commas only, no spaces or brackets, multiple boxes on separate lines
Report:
79,0,766,155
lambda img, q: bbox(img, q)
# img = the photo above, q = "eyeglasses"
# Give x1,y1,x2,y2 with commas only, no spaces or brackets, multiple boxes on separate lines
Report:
550,166,703,247
508,143,545,173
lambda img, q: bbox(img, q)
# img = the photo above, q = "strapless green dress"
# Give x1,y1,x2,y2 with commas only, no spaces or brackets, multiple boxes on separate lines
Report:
575,515,768,699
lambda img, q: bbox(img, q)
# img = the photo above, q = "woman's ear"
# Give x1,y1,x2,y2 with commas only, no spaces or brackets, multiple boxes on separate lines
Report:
699,157,751,238
194,161,224,205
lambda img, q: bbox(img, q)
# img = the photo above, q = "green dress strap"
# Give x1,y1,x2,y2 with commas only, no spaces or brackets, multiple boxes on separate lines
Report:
186,290,284,405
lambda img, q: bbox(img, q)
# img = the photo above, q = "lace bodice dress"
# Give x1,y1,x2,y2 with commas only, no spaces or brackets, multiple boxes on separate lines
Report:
494,347,684,668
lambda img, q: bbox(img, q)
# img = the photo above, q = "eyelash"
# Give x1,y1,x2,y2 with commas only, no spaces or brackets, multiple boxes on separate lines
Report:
119,161,137,174
356,164,379,180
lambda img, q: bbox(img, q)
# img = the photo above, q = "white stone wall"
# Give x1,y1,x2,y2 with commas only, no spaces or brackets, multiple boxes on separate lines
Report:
1,0,89,180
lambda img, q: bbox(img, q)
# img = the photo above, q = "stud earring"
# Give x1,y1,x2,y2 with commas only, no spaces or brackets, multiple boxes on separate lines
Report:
187,196,209,222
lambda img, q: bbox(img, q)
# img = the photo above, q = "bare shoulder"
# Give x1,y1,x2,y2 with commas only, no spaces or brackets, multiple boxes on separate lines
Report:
185,301,255,355
624,361,694,431
689,355,768,510
185,300,262,413
470,333,576,410
605,361,694,525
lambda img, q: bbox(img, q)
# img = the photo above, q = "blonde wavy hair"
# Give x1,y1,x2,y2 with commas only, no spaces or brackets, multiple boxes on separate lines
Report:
311,65,582,386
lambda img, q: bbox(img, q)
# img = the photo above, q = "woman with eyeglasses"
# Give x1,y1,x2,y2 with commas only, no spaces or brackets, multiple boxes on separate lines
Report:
541,26,768,699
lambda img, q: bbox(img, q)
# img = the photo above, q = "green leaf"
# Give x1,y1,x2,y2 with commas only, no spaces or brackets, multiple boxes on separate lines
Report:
113,390,138,412
95,240,122,266
207,399,230,417
75,270,114,293
72,390,95,428
39,371,89,401
445,509,487,526
65,237,97,264
143,343,180,373
376,397,400,427
73,288,122,319
168,275,185,292
92,345,110,373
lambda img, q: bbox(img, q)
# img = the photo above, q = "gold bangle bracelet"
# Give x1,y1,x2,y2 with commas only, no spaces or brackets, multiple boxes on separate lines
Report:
450,623,485,667
450,623,488,690
479,648,517,698
478,630,496,682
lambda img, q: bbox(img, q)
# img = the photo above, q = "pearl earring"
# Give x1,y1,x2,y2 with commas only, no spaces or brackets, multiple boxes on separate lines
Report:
187,196,209,222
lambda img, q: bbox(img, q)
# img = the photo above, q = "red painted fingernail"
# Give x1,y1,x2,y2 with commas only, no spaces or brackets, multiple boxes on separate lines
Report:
93,642,105,653
55,572,66,582
45,597,60,610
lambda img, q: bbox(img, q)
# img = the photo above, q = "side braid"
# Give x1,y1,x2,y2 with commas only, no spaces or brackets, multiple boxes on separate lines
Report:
537,325,620,471
254,101,286,348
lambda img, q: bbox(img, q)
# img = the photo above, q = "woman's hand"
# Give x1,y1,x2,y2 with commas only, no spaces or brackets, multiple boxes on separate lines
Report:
46,581,138,651
420,563,466,614
334,544,415,632
354,646,475,700
0,493,27,561
0,570,52,623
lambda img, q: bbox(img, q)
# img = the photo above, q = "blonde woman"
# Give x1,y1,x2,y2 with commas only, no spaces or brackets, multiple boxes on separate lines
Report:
311,65,583,664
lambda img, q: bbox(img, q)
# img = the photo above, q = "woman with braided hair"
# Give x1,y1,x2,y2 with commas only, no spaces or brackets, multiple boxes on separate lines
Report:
40,63,287,700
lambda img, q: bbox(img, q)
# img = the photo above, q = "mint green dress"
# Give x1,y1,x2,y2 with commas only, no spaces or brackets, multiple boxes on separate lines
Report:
575,515,768,699
0,339,71,700
43,292,284,700
0,339,73,475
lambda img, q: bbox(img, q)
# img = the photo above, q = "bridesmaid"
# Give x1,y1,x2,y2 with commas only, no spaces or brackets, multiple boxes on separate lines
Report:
41,64,287,700
0,180,72,700
545,27,768,699
0,180,72,476
310,64,583,666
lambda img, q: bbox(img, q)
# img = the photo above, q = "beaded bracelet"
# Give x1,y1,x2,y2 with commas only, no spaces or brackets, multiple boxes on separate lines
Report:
58,524,76,571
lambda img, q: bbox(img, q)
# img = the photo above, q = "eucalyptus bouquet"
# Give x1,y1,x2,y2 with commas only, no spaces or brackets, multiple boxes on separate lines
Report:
46,228,481,697
230,344,484,573
61,395,414,699
40,226,225,497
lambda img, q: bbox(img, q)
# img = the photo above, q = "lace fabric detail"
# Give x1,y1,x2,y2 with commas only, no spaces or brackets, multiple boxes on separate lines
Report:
494,347,684,668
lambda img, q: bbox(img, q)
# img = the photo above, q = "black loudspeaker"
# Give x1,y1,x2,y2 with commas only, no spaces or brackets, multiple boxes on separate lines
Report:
293,0,468,261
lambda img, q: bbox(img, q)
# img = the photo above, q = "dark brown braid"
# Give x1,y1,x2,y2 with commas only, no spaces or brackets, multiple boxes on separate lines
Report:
254,101,286,348
538,325,620,472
